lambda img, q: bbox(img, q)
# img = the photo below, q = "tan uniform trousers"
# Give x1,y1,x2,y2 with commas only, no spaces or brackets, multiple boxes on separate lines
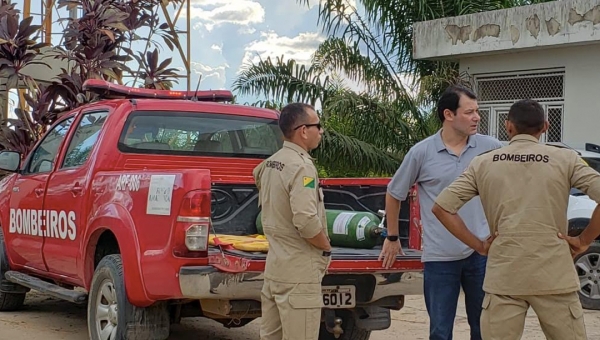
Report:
481,291,587,340
260,279,322,340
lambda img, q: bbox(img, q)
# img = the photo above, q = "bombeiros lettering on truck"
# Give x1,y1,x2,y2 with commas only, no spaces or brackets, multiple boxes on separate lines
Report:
0,79,425,340
8,208,76,240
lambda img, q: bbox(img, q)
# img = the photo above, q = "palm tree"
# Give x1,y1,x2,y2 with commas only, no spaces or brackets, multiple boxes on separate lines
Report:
234,55,420,177
233,0,552,177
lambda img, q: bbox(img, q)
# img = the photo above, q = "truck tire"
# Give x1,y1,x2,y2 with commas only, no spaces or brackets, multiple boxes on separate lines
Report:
575,243,600,310
88,254,170,340
319,311,371,340
0,228,26,311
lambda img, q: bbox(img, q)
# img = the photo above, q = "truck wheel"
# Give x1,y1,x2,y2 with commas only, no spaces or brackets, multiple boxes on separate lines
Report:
319,311,371,340
88,254,170,340
0,228,26,311
575,243,600,310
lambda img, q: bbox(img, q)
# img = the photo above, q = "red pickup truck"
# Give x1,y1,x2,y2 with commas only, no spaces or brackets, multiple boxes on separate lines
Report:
0,80,423,340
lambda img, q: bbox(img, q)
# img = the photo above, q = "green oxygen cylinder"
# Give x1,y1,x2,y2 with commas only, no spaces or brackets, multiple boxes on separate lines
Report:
255,209,383,249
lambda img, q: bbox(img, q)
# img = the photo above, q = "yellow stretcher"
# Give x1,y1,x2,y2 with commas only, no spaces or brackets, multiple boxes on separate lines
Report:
209,234,270,252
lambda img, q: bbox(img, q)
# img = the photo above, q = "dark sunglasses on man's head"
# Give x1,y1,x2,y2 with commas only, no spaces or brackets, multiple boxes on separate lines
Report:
294,122,322,130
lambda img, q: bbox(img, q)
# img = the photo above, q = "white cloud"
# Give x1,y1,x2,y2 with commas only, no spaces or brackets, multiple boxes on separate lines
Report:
238,27,257,35
210,44,223,53
239,31,325,70
183,0,265,32
191,62,229,89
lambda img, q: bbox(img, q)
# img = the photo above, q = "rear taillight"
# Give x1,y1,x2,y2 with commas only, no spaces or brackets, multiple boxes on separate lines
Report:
173,190,211,257
185,224,209,251
178,190,211,219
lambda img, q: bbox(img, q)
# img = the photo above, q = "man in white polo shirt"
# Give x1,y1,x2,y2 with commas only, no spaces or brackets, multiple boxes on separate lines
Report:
379,85,503,340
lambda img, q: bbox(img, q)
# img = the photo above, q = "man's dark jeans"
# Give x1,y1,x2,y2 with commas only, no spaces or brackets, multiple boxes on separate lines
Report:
423,252,486,340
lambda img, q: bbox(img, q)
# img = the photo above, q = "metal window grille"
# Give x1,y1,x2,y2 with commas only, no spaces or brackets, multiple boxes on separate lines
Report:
496,111,509,141
474,70,565,142
476,70,564,103
546,105,563,143
478,108,490,135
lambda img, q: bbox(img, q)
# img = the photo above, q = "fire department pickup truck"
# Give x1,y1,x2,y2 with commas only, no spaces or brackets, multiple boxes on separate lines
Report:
0,80,423,340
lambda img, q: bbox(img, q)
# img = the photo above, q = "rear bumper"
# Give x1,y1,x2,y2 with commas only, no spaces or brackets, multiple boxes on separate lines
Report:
178,266,424,305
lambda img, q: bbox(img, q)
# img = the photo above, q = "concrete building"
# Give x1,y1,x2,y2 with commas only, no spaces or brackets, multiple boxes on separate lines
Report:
412,0,600,149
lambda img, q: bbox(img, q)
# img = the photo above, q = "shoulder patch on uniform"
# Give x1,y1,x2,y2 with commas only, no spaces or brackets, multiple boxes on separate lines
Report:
303,176,315,188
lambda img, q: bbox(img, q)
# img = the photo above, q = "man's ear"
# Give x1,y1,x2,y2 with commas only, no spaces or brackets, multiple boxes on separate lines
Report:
541,120,549,134
443,109,455,122
299,126,309,140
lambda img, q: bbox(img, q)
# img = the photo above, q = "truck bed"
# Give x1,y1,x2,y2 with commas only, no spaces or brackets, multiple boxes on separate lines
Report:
210,181,415,248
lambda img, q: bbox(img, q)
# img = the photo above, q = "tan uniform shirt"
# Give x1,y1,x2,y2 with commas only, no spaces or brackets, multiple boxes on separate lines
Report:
435,134,600,296
253,141,329,284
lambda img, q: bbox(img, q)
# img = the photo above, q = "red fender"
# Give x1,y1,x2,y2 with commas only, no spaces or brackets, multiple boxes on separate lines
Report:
81,203,153,307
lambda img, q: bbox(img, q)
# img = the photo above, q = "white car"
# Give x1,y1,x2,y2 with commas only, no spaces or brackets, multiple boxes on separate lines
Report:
566,143,600,310
579,143,600,173
569,194,600,310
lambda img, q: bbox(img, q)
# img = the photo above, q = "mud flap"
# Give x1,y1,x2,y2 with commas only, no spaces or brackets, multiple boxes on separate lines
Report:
124,301,170,340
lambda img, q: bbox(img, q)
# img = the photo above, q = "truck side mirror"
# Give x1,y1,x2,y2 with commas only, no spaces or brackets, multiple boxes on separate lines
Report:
0,151,21,172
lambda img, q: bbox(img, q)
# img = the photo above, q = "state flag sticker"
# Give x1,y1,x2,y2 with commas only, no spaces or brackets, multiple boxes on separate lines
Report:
303,176,315,188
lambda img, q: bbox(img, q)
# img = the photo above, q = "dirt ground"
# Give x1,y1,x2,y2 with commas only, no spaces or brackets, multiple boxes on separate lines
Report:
1,292,600,340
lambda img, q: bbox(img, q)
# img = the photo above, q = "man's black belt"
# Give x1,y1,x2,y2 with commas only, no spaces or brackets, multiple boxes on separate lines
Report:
322,251,331,257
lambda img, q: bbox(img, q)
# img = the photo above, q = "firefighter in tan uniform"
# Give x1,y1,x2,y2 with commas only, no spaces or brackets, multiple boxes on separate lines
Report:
253,102,332,340
431,99,600,340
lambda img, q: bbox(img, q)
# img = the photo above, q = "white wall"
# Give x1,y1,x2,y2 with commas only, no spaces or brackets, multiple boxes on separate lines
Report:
413,0,600,60
459,44,600,149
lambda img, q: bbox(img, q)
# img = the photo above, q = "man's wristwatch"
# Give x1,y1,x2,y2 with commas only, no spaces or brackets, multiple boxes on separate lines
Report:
386,235,399,242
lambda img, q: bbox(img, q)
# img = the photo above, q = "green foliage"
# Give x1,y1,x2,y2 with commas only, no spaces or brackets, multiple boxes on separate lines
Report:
235,0,554,177
134,48,180,90
0,0,182,156
0,3,49,94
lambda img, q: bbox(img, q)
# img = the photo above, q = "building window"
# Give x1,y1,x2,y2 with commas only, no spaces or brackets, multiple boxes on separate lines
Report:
474,69,565,142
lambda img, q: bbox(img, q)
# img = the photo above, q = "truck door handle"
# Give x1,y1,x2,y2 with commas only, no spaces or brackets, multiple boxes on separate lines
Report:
71,184,83,195
34,188,44,197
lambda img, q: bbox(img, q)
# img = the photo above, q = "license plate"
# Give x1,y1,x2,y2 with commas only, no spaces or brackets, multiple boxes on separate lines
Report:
322,285,356,308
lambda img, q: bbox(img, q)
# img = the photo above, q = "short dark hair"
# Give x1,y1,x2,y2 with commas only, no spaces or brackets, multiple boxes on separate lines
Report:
507,99,545,135
278,103,314,138
437,85,477,122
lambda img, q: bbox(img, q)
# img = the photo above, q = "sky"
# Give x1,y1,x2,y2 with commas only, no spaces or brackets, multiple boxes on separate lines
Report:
8,0,353,108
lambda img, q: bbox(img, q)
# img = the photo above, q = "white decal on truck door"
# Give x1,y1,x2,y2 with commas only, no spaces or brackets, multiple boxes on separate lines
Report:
146,175,176,215
116,174,141,191
8,208,77,240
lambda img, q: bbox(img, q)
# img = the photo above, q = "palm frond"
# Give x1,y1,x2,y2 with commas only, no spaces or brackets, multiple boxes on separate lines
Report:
322,90,416,152
312,37,397,97
313,128,401,177
232,56,335,107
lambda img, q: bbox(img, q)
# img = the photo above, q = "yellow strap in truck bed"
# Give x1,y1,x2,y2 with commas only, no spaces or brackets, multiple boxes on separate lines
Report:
209,234,269,252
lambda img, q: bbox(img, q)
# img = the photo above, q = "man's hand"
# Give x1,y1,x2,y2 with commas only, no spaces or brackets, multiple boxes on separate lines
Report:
307,230,332,252
558,232,590,259
378,238,404,269
476,232,498,256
